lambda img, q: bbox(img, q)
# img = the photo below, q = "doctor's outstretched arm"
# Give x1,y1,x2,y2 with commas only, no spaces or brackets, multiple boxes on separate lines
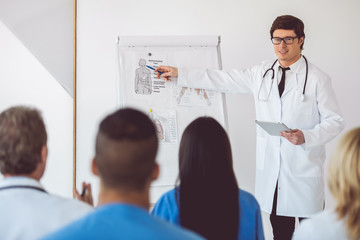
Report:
157,64,255,94
155,66,178,81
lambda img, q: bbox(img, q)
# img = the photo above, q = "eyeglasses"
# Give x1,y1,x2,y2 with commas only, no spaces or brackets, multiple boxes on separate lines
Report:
271,36,298,45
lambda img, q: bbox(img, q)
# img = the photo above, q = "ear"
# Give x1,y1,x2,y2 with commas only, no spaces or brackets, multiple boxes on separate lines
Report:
299,36,305,45
152,163,160,181
91,158,99,176
40,145,48,166
35,145,48,179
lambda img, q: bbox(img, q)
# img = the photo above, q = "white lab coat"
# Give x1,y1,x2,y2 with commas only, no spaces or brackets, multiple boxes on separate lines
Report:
177,56,344,217
0,177,93,240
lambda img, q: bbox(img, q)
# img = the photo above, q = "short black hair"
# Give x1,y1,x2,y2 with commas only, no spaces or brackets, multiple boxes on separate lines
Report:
95,108,158,191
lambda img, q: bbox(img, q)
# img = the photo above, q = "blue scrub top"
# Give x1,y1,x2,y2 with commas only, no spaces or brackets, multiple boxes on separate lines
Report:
152,188,265,240
42,203,204,240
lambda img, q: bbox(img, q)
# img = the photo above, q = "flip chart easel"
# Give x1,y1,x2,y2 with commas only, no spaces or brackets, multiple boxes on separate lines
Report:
117,35,228,202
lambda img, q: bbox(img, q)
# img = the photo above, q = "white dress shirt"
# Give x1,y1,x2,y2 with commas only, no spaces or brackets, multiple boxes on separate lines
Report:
0,177,93,240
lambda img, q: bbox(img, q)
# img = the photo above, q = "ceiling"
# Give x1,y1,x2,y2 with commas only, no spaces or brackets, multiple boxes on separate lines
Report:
0,0,74,96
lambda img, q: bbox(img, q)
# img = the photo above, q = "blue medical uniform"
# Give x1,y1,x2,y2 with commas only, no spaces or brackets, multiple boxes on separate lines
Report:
152,188,265,240
42,203,204,240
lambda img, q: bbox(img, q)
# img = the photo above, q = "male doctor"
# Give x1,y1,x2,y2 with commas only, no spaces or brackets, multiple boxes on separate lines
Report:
156,15,344,240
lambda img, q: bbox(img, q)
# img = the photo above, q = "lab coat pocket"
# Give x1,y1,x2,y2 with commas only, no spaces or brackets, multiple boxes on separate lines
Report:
292,101,315,129
293,100,312,116
256,136,267,170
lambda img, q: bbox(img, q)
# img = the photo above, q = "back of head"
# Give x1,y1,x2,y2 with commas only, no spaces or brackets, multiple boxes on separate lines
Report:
270,15,305,50
178,117,239,240
0,106,47,175
95,108,158,192
328,127,360,240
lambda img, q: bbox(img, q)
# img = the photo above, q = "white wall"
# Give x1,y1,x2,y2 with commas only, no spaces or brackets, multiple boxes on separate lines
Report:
76,0,360,238
0,20,73,197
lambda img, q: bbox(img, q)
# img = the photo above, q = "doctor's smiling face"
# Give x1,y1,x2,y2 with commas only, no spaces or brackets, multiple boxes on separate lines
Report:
272,29,304,68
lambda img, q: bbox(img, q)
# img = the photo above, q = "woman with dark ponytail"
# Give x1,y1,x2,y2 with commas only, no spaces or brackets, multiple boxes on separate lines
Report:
152,117,264,240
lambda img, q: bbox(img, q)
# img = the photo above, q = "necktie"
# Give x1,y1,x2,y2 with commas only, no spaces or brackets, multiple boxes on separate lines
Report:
278,66,290,97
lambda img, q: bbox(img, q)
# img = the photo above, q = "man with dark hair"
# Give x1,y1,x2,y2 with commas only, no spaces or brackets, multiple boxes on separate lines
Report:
43,108,203,240
270,15,305,50
0,106,93,240
155,15,344,239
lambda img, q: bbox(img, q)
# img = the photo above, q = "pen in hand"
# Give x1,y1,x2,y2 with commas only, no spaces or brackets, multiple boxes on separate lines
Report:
80,185,87,198
146,65,163,74
74,182,94,206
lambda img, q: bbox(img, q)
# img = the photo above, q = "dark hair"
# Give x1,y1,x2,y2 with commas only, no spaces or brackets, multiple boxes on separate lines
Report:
0,106,47,174
95,108,158,191
178,117,239,240
270,15,305,50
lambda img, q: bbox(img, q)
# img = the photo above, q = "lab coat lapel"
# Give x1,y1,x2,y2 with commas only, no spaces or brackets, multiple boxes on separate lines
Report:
273,62,281,98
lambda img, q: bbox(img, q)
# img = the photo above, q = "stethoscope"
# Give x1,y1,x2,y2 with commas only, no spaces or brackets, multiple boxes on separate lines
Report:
258,55,308,102
0,185,47,193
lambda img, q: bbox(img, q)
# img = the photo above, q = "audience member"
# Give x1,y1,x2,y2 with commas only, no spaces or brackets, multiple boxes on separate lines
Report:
152,117,265,240
0,106,93,240
43,108,203,240
293,127,360,240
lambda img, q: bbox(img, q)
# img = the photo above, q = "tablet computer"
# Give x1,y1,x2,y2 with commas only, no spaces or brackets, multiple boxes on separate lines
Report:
255,120,292,136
